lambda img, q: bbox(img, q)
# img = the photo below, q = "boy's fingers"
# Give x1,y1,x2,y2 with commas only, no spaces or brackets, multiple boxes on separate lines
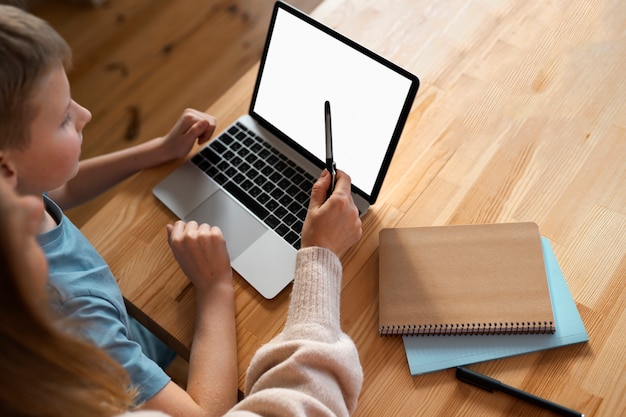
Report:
187,118,215,144
167,221,185,244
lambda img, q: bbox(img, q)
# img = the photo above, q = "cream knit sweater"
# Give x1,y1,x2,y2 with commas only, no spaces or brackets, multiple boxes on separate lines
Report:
120,247,363,417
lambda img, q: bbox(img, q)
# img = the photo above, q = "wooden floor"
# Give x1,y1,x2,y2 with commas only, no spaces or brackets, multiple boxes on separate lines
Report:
31,0,322,227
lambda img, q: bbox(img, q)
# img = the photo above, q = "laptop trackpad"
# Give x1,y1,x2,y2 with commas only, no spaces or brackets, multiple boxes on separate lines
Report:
184,190,266,259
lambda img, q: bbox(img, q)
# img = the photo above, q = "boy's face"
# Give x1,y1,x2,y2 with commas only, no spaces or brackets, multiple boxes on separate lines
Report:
8,64,91,196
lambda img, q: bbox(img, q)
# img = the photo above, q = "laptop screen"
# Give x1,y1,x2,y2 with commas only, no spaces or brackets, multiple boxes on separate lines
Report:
250,2,419,204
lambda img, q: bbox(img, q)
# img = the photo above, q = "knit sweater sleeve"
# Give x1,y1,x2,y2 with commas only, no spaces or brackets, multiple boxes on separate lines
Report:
225,247,364,417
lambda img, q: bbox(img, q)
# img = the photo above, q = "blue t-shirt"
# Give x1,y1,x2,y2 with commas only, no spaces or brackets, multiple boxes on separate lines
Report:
37,195,174,405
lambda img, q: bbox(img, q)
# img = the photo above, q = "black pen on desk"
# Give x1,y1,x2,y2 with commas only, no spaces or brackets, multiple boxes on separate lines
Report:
456,367,584,417
324,100,336,198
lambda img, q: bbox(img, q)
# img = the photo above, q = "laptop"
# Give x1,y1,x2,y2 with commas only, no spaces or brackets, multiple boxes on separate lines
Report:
153,1,419,299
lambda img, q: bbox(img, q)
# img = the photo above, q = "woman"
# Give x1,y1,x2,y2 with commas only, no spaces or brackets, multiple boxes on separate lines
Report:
0,178,139,417
0,168,363,417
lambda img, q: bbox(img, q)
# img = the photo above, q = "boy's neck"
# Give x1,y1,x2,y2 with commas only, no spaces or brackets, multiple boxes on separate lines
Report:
39,205,59,233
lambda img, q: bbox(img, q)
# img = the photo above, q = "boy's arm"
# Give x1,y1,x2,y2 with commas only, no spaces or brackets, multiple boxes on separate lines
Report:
140,221,238,417
48,109,215,210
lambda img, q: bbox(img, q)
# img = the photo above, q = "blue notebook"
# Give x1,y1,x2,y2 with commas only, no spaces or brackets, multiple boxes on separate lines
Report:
403,237,588,375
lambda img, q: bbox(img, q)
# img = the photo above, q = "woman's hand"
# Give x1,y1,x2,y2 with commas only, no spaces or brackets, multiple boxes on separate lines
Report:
301,169,362,258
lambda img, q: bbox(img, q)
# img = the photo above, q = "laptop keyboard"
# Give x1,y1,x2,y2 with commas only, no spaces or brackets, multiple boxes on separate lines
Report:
190,122,316,249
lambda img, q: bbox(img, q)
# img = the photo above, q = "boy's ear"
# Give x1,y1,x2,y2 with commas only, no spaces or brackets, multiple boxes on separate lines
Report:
0,152,18,189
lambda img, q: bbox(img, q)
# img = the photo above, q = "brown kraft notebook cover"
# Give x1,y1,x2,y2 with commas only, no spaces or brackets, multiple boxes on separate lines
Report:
378,222,555,336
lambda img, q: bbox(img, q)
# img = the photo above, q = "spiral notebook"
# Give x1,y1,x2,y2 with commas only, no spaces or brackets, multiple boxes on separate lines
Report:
378,223,556,336
402,237,588,375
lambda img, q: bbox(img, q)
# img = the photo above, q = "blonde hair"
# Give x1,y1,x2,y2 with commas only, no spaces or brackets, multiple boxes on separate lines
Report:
0,181,136,416
0,5,72,150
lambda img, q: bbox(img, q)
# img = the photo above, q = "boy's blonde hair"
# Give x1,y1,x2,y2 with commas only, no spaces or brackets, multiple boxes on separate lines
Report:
0,5,72,150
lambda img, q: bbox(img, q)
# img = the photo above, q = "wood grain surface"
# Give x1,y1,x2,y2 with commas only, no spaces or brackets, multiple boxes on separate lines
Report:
78,1,624,415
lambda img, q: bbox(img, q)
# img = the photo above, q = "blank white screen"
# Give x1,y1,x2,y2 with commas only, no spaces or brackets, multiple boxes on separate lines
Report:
253,7,413,197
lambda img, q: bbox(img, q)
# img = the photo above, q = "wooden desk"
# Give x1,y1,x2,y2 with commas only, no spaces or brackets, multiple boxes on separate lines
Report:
82,1,626,415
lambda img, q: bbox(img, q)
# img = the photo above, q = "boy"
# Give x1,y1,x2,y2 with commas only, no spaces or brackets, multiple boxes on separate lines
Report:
0,5,238,416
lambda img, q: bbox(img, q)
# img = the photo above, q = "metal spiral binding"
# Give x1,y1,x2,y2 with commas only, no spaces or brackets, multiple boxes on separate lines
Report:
379,321,555,336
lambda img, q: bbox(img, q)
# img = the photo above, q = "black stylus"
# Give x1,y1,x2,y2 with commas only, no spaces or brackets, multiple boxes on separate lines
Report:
456,367,584,417
324,100,336,198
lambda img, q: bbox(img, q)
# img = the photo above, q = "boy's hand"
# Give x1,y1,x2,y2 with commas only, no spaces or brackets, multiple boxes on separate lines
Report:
166,220,233,293
301,169,362,258
159,108,217,160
